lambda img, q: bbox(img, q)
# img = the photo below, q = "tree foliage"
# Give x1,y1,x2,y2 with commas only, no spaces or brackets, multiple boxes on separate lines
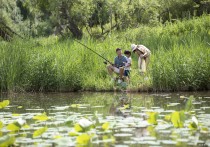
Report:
0,0,209,40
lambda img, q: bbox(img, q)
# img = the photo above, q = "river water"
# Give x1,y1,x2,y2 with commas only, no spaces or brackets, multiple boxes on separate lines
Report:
0,91,210,146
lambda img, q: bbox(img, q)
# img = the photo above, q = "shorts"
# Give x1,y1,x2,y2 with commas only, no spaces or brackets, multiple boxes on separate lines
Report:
124,70,130,77
113,67,120,73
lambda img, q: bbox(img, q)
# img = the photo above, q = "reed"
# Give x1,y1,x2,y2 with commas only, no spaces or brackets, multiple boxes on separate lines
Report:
0,15,209,92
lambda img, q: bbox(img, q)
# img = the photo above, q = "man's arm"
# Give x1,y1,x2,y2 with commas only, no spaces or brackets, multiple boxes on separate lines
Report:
125,58,131,67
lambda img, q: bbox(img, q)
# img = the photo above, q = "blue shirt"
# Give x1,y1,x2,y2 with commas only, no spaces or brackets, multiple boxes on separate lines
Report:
114,55,127,68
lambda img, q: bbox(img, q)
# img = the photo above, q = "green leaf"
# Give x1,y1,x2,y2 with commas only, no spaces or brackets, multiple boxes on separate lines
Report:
102,135,115,143
33,112,49,121
54,135,62,139
171,111,180,128
201,127,209,133
7,122,21,131
33,127,48,138
65,115,78,126
69,131,79,136
179,111,186,122
164,114,171,121
17,106,23,109
147,126,156,137
23,124,30,129
71,104,81,108
12,113,20,116
147,112,158,125
102,122,109,131
0,100,10,109
74,124,83,132
76,134,91,145
93,111,100,126
0,121,3,129
185,96,194,112
189,122,197,129
0,135,15,146
171,111,185,128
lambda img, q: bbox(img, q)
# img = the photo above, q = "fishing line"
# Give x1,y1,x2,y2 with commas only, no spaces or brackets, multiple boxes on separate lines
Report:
74,40,112,65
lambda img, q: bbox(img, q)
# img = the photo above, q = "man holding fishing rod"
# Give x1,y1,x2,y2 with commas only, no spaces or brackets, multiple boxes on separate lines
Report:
107,48,127,83
75,40,128,84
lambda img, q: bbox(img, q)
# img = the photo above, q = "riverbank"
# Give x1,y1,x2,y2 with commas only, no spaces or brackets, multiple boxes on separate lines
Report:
0,15,209,93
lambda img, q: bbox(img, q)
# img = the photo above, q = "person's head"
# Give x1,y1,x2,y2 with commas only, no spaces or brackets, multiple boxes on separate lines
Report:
124,50,131,58
116,48,122,56
131,44,137,53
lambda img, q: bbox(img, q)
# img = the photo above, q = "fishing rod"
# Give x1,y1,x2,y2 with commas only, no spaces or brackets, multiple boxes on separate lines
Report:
74,40,113,65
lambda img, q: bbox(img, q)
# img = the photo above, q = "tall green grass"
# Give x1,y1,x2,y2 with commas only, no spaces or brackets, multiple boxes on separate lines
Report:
0,15,209,92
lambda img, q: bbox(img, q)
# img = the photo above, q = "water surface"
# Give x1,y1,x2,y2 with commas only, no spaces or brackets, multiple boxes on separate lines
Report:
0,92,210,146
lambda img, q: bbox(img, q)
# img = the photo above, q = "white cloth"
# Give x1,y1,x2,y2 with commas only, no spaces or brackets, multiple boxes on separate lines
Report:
124,57,132,70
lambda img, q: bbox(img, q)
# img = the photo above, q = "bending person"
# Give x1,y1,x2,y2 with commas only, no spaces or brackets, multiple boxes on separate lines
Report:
131,44,151,73
107,48,127,83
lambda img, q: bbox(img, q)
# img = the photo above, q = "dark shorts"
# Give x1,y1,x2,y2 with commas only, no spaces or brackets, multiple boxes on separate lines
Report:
124,70,130,77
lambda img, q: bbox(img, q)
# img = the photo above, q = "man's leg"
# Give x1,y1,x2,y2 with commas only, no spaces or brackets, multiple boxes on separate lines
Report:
119,67,124,79
107,65,120,80
107,65,114,78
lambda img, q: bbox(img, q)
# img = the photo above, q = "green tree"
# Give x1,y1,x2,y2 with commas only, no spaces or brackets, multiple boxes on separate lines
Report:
0,0,209,40
88,0,110,33
0,0,23,40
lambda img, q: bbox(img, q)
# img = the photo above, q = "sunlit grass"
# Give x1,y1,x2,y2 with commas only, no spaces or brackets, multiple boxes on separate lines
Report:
0,15,209,92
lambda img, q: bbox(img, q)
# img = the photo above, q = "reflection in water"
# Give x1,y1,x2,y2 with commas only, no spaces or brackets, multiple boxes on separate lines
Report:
109,92,152,138
109,92,131,117
0,91,210,146
135,128,150,138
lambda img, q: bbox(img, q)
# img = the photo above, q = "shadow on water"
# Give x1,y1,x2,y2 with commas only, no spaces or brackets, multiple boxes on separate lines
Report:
0,91,210,146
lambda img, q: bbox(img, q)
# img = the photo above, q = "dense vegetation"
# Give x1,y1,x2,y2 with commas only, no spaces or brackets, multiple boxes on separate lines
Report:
0,15,209,92
1,0,210,39
0,0,209,92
